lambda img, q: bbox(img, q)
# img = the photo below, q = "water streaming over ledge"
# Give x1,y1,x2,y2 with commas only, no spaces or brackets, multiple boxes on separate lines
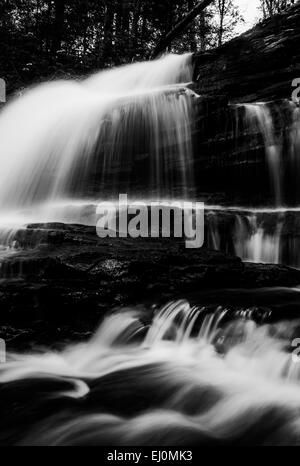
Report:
203,101,300,267
233,100,300,206
239,103,283,206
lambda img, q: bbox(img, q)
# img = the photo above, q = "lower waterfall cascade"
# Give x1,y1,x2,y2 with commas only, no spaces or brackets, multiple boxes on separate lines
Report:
2,300,300,445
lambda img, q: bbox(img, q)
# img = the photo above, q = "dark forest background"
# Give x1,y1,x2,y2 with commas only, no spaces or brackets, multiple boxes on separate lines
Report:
0,0,296,94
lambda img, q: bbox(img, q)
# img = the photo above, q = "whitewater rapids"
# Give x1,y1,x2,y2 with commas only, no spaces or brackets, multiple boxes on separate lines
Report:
1,300,300,445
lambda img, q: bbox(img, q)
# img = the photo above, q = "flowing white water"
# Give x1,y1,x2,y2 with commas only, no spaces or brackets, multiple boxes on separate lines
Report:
205,98,300,268
0,54,195,212
234,213,283,264
1,300,300,445
206,209,290,266
240,102,283,206
206,207,300,268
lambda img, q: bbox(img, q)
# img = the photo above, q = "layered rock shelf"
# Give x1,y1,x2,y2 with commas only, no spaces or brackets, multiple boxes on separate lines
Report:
1,222,300,349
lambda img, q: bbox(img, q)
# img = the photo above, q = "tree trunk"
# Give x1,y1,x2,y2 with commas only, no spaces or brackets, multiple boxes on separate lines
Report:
51,0,65,55
102,2,115,64
199,13,207,51
218,0,226,47
122,2,130,52
132,0,141,49
188,0,198,52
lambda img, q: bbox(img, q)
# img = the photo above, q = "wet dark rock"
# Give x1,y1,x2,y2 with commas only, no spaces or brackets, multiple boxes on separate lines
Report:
243,262,300,287
0,223,300,349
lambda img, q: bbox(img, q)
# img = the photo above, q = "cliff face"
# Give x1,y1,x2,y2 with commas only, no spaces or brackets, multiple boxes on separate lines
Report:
193,3,300,102
192,97,298,206
188,5,300,204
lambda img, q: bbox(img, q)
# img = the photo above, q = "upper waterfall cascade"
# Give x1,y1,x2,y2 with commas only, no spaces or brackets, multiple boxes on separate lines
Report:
0,54,196,212
0,56,300,268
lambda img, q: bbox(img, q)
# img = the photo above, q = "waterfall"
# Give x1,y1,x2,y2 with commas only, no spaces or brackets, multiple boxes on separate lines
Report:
203,101,300,268
2,49,300,447
238,102,283,206
234,212,283,264
0,54,196,214
1,57,300,267
235,100,300,207
205,207,300,267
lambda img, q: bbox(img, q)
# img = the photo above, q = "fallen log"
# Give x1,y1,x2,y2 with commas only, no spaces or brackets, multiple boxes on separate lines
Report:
151,0,215,59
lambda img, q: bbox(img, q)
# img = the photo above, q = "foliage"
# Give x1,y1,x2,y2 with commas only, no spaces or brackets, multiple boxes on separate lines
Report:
259,0,295,18
0,0,246,93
